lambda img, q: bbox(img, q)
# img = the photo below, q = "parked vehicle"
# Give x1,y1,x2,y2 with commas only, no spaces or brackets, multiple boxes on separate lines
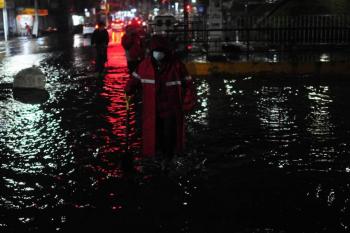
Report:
110,19,124,32
126,17,145,28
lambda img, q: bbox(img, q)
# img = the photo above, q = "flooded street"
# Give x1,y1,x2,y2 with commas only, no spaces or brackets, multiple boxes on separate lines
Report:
1,33,350,233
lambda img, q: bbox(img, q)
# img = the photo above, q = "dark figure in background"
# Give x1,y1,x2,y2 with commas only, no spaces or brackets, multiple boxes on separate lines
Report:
91,22,109,73
125,35,197,171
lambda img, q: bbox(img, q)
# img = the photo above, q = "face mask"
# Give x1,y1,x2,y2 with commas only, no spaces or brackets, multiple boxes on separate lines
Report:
152,51,165,61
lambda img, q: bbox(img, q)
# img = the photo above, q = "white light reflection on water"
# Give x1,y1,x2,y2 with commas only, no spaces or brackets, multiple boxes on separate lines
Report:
306,86,335,163
73,34,91,48
306,86,334,140
2,100,72,174
22,39,33,55
36,37,47,46
191,80,209,125
320,53,330,62
0,97,73,209
223,79,237,96
255,86,298,167
257,86,295,141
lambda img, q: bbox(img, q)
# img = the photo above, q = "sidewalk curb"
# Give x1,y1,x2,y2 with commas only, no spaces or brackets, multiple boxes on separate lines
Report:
185,61,350,76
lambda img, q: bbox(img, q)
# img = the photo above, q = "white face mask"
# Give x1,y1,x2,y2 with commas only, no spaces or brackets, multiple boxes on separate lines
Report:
152,51,165,61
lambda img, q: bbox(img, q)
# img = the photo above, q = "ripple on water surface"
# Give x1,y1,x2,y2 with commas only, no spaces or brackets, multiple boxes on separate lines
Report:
2,46,350,232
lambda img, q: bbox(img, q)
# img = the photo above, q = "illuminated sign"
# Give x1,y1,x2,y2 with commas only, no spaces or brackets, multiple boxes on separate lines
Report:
0,0,4,9
17,8,48,16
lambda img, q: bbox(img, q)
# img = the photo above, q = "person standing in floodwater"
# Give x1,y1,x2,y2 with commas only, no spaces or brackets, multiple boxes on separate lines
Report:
121,24,146,74
125,35,197,171
91,21,109,73
25,23,31,37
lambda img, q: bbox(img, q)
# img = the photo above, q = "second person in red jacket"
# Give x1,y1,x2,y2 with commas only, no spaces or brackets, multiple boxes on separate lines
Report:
121,25,145,74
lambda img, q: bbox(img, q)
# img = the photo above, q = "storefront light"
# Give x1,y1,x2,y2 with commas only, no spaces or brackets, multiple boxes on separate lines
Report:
72,15,84,26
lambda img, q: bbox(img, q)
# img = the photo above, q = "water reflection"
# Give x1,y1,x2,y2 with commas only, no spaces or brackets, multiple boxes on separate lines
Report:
254,85,297,167
3,98,71,168
257,86,295,138
97,44,134,156
320,53,330,62
73,34,91,48
1,34,350,232
306,85,334,140
110,31,124,44
191,80,209,126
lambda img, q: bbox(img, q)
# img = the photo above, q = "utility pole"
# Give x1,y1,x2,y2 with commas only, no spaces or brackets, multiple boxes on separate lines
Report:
33,0,39,37
2,0,8,41
183,0,189,55
183,0,189,32
105,0,109,27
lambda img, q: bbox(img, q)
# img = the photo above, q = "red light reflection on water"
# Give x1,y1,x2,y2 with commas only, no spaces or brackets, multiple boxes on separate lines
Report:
97,43,140,162
110,31,125,44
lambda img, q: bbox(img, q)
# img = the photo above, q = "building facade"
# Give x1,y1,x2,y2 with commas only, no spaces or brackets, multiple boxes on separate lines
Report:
0,0,73,39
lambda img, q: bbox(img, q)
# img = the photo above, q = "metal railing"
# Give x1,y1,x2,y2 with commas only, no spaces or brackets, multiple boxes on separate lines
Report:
234,15,350,45
167,15,350,62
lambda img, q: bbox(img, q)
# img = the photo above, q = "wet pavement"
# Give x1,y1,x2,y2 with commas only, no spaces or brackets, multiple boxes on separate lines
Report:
1,33,350,233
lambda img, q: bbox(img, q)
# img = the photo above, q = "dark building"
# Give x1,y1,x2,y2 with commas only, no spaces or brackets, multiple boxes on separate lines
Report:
0,0,16,37
0,0,63,37
1,0,95,38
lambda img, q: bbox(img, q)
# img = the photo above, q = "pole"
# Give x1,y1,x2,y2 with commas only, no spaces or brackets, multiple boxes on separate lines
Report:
105,0,108,27
2,0,8,41
183,0,189,55
33,0,39,37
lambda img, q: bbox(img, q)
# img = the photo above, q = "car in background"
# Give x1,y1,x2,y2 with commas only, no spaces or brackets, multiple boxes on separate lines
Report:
110,19,124,32
82,23,96,36
41,26,58,35
126,17,145,28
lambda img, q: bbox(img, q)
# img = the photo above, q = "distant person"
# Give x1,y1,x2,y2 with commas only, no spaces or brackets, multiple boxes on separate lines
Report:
25,23,31,37
125,35,197,171
91,21,109,73
121,25,145,74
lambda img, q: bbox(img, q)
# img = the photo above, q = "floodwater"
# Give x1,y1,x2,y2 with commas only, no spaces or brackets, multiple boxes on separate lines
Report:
1,33,350,233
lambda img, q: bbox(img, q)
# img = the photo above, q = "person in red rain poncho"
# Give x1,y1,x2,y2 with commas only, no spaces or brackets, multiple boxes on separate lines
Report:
125,35,196,170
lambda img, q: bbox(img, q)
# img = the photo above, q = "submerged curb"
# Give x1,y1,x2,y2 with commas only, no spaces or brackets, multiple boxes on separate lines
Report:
185,61,350,76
